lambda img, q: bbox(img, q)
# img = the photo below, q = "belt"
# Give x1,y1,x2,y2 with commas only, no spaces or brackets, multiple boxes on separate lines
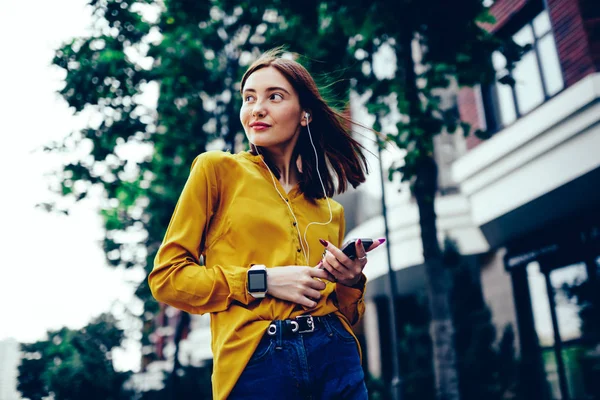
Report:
267,315,326,336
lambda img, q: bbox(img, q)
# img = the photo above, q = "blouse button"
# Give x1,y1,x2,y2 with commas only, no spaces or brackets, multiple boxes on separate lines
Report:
297,248,301,252
293,222,297,226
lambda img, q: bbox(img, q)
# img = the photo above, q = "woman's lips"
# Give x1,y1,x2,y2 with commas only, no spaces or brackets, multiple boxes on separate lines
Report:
250,122,271,131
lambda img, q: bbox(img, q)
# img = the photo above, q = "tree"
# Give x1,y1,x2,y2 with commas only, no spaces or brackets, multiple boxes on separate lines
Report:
310,2,522,399
563,263,600,398
446,239,518,400
48,0,355,392
17,313,132,400
49,0,523,399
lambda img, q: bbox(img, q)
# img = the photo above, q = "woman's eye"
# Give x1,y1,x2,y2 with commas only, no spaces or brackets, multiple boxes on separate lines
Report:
270,93,283,101
245,95,255,102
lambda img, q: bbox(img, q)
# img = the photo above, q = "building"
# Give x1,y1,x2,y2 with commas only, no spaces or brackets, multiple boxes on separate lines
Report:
345,0,600,398
0,338,21,400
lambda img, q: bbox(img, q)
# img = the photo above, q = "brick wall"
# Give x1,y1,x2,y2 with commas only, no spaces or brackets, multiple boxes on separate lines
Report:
459,0,599,151
548,0,596,86
458,87,483,150
459,0,532,150
579,0,600,72
484,0,529,32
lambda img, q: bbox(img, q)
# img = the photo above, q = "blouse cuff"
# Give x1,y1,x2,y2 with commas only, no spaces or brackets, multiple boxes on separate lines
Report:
335,273,366,304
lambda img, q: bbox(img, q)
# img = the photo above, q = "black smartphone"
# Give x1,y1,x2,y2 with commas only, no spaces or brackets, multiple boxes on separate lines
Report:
341,238,374,260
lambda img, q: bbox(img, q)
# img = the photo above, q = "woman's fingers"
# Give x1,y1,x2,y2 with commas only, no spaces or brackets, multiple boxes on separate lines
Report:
322,253,352,282
323,263,343,282
319,239,351,264
312,266,336,283
319,238,387,287
297,295,317,308
355,239,367,262
267,266,333,307
366,238,386,252
303,287,322,301
307,274,328,290
324,251,345,272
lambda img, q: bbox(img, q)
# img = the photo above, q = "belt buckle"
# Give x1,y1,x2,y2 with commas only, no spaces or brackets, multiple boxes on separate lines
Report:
296,315,315,334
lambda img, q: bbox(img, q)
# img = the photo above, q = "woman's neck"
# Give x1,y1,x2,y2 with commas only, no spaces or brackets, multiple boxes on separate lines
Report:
274,154,300,189
262,147,300,189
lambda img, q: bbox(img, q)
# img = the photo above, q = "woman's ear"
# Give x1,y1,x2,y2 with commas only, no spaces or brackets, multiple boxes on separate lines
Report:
301,110,312,126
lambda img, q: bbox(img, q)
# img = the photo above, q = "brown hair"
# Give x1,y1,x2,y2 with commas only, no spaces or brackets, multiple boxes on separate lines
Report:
240,48,369,200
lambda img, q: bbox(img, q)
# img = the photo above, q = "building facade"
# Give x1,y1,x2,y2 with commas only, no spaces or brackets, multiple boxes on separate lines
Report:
0,338,21,400
346,0,600,398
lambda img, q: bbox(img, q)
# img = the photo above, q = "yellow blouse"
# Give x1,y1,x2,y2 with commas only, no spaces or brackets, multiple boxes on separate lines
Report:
149,150,366,400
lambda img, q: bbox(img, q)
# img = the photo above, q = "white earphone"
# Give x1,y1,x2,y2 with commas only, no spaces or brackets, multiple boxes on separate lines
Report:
301,110,333,263
255,110,332,265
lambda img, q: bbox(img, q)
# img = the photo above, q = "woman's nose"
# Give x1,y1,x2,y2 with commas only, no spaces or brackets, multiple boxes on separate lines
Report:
252,100,267,118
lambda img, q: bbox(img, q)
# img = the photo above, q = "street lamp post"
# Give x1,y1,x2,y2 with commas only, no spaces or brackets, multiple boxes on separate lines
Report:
376,137,403,400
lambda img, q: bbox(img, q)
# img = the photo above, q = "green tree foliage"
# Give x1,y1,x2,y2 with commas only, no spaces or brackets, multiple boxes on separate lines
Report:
563,265,600,398
396,295,436,400
48,0,358,372
331,3,522,398
17,313,131,400
449,254,518,400
49,0,523,398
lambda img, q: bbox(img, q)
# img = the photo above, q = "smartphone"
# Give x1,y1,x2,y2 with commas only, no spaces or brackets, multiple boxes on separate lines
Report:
341,238,374,260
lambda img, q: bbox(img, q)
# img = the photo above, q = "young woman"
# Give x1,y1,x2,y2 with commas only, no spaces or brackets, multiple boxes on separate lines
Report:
149,48,385,399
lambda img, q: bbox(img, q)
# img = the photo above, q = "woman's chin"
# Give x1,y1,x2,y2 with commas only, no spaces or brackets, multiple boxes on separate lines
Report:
251,138,275,148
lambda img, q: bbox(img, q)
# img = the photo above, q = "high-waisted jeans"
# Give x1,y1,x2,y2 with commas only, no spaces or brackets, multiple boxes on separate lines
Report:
229,314,368,400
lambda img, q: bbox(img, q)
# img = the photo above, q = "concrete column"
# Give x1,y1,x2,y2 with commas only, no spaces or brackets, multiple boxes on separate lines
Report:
363,299,382,379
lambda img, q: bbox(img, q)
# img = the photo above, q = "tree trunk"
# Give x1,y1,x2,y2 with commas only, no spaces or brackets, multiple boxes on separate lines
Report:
415,156,460,400
399,20,460,399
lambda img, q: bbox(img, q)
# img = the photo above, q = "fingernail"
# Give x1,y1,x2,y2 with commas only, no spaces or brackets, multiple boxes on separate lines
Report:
357,239,362,246
319,239,328,247
379,238,386,244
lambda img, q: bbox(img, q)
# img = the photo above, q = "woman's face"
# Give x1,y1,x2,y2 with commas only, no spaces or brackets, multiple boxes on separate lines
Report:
240,66,305,153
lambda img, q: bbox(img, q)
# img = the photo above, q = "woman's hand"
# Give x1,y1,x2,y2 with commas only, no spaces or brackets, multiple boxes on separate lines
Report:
319,238,385,287
266,266,332,308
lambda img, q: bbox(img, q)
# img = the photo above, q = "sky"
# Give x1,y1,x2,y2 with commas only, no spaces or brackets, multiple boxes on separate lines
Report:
0,0,142,371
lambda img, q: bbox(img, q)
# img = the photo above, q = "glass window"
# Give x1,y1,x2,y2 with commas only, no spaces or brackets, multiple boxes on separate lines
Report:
485,10,564,132
513,51,545,114
514,24,535,47
533,11,552,36
492,52,517,126
538,34,564,96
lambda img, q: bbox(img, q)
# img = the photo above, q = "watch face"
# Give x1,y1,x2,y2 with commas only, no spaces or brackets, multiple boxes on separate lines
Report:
248,270,267,292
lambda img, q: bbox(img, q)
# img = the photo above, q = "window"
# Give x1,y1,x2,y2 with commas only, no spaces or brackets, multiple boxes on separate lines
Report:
483,10,564,132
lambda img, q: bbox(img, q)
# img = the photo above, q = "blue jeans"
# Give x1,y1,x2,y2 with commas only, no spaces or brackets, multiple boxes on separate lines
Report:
229,314,368,400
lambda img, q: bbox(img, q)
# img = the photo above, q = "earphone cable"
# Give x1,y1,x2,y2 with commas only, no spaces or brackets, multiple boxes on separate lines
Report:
256,149,310,264
303,116,333,262
254,113,332,265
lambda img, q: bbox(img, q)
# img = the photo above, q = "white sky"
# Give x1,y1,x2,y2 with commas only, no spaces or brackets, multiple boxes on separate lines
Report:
0,0,143,371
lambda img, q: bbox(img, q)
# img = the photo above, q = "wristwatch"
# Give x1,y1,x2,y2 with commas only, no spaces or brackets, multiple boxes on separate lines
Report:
247,264,268,298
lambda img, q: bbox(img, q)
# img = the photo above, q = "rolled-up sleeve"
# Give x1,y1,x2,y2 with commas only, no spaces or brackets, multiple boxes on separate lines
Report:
148,154,256,314
334,207,366,325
